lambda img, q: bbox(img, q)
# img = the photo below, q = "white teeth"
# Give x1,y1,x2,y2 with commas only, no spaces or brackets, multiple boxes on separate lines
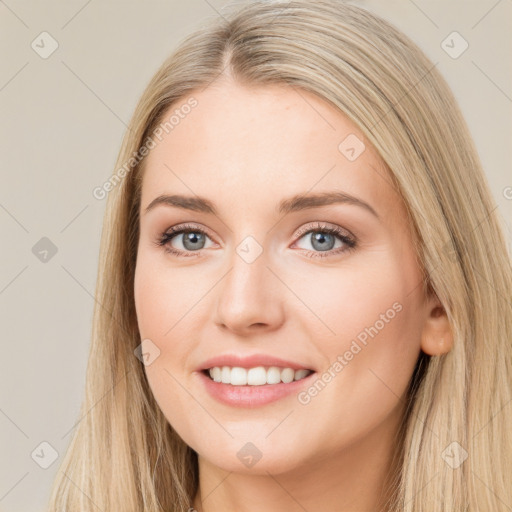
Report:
221,366,231,384
207,366,313,386
281,368,295,383
211,367,221,382
267,366,281,385
230,367,247,385
247,366,267,385
294,369,310,380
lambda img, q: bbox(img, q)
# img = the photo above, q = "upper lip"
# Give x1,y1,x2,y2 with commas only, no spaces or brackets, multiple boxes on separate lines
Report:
198,354,315,372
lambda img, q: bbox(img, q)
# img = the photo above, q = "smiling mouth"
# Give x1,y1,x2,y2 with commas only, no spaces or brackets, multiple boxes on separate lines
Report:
202,366,314,386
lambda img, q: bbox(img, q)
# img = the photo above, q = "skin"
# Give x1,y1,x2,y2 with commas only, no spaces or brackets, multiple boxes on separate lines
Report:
133,78,453,512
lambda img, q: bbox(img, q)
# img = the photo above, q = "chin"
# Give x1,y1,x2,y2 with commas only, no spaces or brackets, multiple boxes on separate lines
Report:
198,446,305,475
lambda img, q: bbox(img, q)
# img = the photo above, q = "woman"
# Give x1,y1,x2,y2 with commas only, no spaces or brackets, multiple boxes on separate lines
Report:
47,1,512,511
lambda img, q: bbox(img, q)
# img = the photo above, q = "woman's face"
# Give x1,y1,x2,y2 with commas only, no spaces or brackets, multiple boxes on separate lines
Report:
134,80,433,474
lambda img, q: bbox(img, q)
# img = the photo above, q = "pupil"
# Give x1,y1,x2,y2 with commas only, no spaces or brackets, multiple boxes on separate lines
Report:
183,232,204,250
312,232,334,251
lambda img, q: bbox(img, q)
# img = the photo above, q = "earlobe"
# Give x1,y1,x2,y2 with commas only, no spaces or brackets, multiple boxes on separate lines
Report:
420,304,454,356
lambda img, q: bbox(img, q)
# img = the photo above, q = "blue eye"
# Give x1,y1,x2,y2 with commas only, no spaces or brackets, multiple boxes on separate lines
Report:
155,224,213,257
293,224,356,258
155,222,357,259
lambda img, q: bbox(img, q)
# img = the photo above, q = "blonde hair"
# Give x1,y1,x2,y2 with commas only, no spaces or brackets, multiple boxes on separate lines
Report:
47,1,512,510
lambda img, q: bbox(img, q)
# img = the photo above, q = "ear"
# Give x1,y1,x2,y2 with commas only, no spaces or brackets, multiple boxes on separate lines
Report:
420,296,454,356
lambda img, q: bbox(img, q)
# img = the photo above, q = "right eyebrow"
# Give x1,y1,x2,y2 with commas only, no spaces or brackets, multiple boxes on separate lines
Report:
144,194,216,215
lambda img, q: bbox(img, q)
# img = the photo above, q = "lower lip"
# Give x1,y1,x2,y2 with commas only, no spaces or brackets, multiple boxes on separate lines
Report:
197,370,316,408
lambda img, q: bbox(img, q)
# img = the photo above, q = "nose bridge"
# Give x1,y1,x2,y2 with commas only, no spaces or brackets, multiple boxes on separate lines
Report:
228,237,268,295
214,233,285,332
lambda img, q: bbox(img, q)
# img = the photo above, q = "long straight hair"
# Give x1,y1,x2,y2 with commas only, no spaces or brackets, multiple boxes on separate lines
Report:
47,1,512,510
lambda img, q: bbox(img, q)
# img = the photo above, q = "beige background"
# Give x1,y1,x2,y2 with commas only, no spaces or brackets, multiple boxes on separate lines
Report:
0,1,510,511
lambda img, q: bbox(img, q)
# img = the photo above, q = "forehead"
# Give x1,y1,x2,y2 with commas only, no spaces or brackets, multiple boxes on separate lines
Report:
140,81,398,218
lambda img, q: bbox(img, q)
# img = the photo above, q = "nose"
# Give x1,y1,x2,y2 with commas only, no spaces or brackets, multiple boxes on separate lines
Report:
213,243,285,336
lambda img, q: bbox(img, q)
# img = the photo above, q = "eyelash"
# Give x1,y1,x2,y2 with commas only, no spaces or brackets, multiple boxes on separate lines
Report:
154,222,357,259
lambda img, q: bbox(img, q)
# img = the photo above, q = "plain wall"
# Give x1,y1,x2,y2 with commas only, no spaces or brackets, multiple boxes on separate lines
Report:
0,1,510,510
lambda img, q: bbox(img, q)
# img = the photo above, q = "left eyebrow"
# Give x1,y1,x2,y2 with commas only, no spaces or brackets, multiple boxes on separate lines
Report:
143,190,379,219
277,191,379,219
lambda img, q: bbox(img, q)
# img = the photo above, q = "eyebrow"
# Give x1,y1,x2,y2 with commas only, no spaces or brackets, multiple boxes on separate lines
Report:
144,191,379,219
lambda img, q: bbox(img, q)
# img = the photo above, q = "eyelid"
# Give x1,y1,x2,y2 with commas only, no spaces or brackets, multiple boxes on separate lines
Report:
157,221,357,258
290,221,357,257
153,223,216,258
161,221,353,244
167,222,217,240
292,221,354,240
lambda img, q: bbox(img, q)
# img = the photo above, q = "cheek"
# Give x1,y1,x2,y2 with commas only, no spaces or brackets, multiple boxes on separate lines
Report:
134,251,201,340
288,248,417,345
133,256,189,392
290,249,424,437
134,257,203,440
